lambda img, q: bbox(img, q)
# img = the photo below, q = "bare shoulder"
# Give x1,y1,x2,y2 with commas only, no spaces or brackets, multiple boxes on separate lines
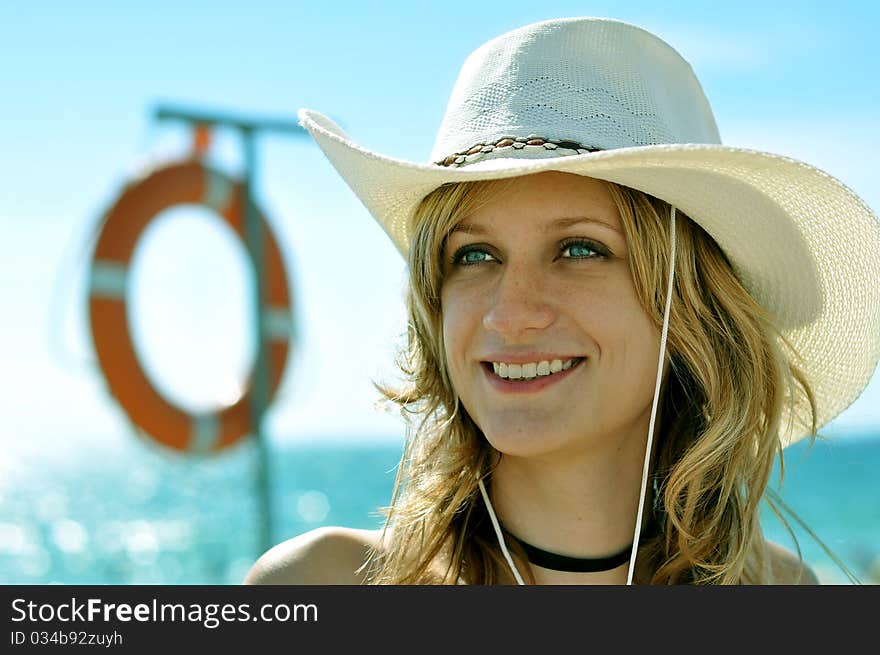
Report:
243,526,385,585
764,541,820,585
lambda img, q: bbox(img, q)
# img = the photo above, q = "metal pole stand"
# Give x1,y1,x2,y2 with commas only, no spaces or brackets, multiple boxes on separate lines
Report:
155,103,305,556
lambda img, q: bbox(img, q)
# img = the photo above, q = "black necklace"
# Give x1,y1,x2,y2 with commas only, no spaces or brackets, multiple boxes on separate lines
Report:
512,535,633,572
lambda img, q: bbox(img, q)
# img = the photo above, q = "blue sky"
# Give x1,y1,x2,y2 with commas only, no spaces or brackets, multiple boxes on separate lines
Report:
1,1,878,449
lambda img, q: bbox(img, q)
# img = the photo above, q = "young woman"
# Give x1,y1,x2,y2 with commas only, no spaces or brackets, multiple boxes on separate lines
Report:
245,17,879,585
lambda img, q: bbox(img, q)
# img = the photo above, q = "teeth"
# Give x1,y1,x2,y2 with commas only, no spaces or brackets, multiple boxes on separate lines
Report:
491,358,580,380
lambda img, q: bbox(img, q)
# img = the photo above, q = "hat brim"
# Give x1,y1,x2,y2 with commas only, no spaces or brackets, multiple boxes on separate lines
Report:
298,108,880,447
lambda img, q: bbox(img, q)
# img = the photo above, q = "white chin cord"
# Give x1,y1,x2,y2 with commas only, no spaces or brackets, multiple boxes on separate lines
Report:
478,206,677,586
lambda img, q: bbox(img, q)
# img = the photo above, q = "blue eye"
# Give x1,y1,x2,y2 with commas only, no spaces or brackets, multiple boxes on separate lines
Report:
561,239,605,259
452,246,496,266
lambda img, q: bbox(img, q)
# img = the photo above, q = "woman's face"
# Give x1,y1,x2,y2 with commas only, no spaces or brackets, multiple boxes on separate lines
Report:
440,171,662,458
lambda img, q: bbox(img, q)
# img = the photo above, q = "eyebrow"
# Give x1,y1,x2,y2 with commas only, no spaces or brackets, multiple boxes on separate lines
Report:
450,215,621,235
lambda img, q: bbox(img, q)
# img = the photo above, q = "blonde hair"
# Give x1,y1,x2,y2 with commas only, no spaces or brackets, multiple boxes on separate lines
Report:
364,175,820,584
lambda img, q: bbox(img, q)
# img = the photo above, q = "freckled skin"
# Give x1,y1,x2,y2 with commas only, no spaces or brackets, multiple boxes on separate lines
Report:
441,171,662,460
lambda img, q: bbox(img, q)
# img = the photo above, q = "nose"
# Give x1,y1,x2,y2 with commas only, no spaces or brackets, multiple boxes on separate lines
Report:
482,262,556,338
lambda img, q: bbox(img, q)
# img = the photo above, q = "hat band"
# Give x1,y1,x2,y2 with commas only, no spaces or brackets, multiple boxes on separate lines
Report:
435,135,602,167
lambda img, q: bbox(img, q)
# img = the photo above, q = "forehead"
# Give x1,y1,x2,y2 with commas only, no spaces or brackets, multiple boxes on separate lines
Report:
449,171,622,236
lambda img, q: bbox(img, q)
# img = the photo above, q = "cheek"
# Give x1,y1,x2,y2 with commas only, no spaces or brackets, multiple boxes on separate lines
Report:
580,279,659,361
613,306,661,380
441,290,474,377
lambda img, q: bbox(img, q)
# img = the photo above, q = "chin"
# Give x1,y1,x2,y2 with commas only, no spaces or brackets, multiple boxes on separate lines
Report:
480,423,575,459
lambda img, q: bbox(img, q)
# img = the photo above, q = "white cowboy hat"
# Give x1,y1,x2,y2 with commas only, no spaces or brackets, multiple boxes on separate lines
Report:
297,16,880,447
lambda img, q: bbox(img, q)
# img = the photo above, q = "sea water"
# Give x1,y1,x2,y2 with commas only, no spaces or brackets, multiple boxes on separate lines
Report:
0,432,876,585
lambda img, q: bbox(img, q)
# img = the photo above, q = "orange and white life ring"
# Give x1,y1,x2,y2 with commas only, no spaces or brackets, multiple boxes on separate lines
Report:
88,159,293,453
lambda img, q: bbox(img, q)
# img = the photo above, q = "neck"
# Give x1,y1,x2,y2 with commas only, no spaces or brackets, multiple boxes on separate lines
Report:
489,434,653,584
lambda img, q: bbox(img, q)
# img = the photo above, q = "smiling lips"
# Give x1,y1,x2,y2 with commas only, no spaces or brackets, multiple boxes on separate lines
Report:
491,357,580,380
481,357,586,393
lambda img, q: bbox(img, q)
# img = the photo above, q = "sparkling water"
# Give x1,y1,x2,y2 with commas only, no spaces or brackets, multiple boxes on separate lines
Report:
1,432,876,584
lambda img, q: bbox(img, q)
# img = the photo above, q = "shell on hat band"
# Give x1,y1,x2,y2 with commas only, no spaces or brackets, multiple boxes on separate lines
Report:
435,135,602,167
